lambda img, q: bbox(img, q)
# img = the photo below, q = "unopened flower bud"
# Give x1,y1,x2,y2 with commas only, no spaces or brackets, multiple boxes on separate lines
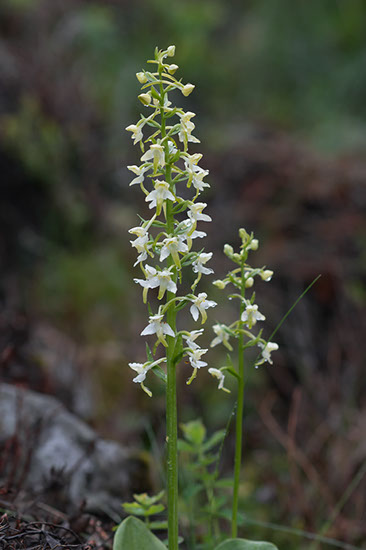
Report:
245,277,254,288
138,93,151,105
224,244,234,257
213,279,226,289
233,253,241,263
167,64,179,74
261,270,273,282
182,83,195,96
250,239,259,251
136,72,148,84
167,45,176,57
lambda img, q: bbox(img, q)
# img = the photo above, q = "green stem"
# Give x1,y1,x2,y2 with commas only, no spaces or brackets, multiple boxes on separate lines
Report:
160,72,179,550
232,262,246,537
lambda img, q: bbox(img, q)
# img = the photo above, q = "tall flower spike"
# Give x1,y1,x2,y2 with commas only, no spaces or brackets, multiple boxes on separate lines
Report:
126,47,217,549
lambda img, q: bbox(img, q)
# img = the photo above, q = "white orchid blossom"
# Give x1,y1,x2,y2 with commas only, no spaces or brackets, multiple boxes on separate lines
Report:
127,164,150,186
241,303,266,329
160,236,189,268
126,124,143,144
192,252,214,275
134,265,177,302
145,180,175,215
182,329,204,350
190,292,217,324
208,368,230,393
178,111,200,145
129,226,152,266
141,313,175,347
129,357,166,396
141,143,165,173
188,202,212,224
187,347,208,370
210,323,233,351
258,341,279,365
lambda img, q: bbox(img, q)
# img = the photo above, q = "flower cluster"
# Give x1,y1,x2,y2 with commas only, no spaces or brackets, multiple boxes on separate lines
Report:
127,46,216,395
208,228,279,390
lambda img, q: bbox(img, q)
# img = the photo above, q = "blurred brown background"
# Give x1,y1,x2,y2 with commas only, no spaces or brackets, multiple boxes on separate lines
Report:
0,1,365,548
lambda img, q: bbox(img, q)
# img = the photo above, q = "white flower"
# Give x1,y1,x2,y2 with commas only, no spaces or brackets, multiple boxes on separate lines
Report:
145,180,175,214
129,225,152,266
160,236,189,267
141,143,165,173
178,111,200,145
258,341,279,365
190,167,210,192
126,124,143,145
188,203,212,224
190,292,217,324
241,303,266,329
260,270,273,282
208,368,230,393
182,329,204,350
192,252,214,275
183,152,203,172
129,357,166,396
141,313,175,347
187,347,208,369
210,324,233,351
127,164,150,186
134,265,177,301
179,219,207,242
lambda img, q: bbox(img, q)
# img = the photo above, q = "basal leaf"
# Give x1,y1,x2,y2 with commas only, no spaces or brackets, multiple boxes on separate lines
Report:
215,538,279,550
113,516,167,550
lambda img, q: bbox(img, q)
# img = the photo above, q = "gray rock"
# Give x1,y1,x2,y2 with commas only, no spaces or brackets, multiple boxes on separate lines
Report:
0,383,141,519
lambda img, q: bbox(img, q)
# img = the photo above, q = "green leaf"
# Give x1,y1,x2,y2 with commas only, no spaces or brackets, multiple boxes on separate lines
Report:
215,539,279,550
201,430,226,452
113,516,167,550
180,419,206,446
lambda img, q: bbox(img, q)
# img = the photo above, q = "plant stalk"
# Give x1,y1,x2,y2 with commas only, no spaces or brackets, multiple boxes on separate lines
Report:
160,76,179,550
232,262,246,537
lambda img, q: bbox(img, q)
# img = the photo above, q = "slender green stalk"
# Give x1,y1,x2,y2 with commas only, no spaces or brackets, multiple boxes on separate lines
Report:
232,262,246,537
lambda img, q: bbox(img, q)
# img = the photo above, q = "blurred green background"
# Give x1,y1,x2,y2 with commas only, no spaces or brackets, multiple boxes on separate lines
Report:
1,1,365,548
